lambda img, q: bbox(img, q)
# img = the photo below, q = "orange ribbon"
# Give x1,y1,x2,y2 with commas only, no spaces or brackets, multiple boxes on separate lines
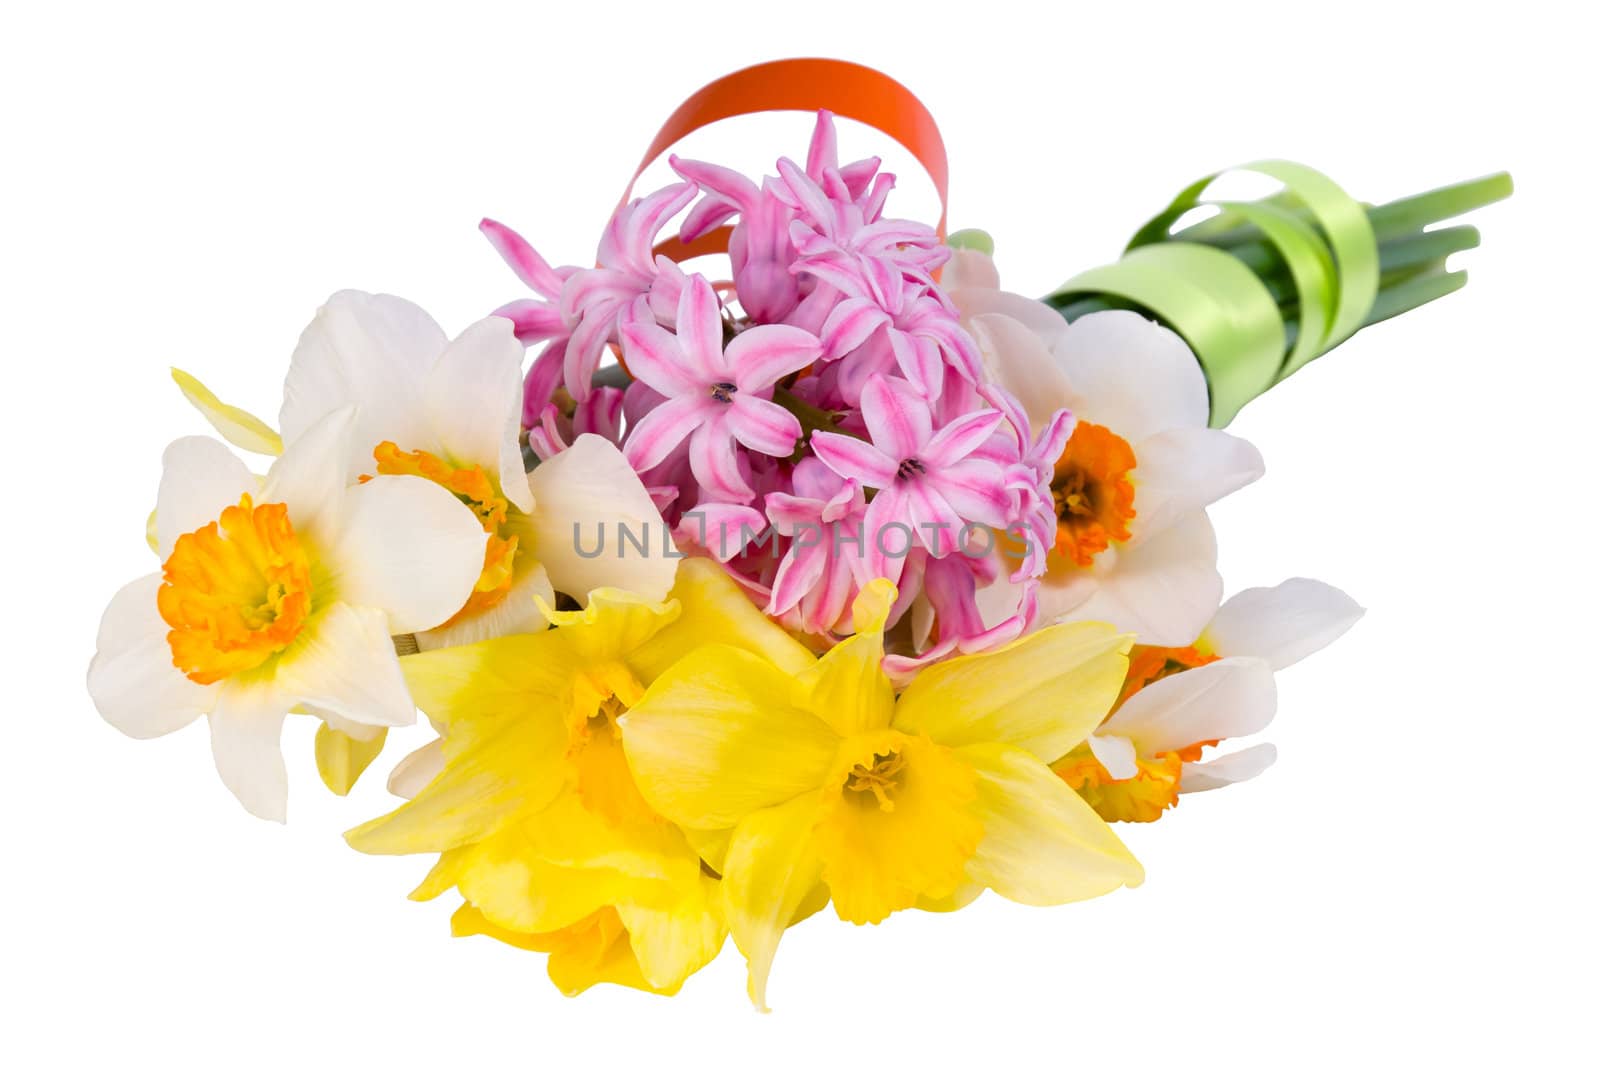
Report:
621,58,951,264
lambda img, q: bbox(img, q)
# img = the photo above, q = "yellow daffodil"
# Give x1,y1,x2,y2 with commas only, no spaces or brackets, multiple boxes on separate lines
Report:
620,580,1145,1009
344,558,815,997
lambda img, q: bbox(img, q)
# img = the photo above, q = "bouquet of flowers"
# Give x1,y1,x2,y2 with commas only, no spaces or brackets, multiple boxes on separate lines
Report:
88,59,1508,1007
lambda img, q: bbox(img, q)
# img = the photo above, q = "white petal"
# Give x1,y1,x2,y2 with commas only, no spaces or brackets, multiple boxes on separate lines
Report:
1086,732,1139,779
1052,311,1209,440
942,248,1001,291
967,313,1075,432
1180,743,1278,793
951,284,1072,347
387,739,444,799
280,290,444,454
1102,656,1277,755
413,558,554,651
1205,578,1366,670
525,434,677,603
1057,512,1222,646
88,574,216,738
208,683,291,822
261,405,359,542
155,437,257,558
1130,427,1264,544
324,474,487,634
425,316,532,513
274,603,417,728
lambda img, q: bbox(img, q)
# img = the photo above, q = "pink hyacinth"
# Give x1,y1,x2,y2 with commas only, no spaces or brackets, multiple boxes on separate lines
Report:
764,458,871,635
810,376,1015,581
483,183,696,411
672,110,883,325
478,107,1078,667
620,275,821,503
819,255,983,402
977,383,1074,582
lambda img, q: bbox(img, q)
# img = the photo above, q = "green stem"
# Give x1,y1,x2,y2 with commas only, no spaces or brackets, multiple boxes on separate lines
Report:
1365,173,1513,240
1168,172,1512,250
772,386,843,442
1362,270,1469,326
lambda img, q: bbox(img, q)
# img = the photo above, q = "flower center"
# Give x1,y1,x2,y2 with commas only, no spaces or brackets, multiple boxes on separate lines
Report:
816,732,983,924
1116,644,1220,708
844,750,908,811
1049,420,1137,567
370,442,518,623
567,681,660,828
896,457,927,480
1054,744,1188,823
158,494,313,685
709,381,737,403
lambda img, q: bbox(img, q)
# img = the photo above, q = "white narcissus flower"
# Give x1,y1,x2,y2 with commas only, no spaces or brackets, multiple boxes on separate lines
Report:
947,249,1265,647
1055,578,1364,822
87,408,487,820
279,290,677,649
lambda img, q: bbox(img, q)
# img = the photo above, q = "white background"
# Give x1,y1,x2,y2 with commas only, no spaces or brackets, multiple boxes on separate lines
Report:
3,1,1594,1066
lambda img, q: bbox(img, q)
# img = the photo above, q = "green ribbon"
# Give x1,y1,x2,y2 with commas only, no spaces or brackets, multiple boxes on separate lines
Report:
1048,160,1379,427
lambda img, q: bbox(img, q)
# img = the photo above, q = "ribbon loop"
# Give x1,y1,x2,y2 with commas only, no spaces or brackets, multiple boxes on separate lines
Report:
1054,161,1380,426
623,58,951,263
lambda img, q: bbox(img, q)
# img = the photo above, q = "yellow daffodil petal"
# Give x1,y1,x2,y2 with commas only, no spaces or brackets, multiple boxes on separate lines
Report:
313,723,387,796
453,905,664,997
446,824,656,935
616,872,727,993
411,848,470,901
621,646,839,829
521,790,699,885
815,732,983,925
796,579,897,738
959,742,1144,905
721,791,827,1012
893,621,1132,760
917,883,985,913
630,557,815,682
171,367,284,455
399,633,570,736
343,710,566,855
685,825,733,875
535,588,681,665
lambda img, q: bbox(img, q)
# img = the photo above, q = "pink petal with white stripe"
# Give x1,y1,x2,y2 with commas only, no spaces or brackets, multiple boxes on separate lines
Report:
821,298,890,359
726,396,801,458
674,275,727,377
493,298,566,344
622,394,710,473
480,218,564,296
619,315,702,397
811,431,899,487
905,482,965,556
727,324,821,392
860,375,933,461
929,460,1015,529
920,407,1004,467
689,420,755,502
